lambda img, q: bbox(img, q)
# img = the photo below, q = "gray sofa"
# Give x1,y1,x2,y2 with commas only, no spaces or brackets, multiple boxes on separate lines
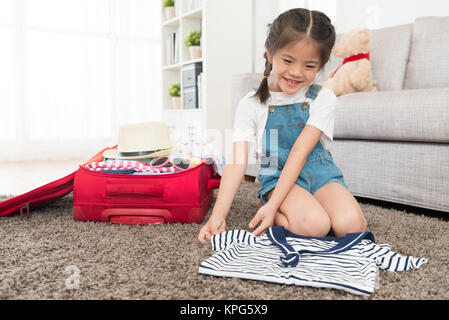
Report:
230,16,449,213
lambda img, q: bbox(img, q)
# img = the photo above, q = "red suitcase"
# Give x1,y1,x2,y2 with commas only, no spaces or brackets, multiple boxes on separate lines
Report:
0,149,221,225
73,161,220,225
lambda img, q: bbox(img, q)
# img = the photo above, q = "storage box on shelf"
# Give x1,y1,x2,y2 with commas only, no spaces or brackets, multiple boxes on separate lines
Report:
182,62,202,109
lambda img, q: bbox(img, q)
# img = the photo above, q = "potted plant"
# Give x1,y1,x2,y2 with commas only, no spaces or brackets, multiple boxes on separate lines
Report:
169,82,181,109
163,0,176,20
185,30,202,59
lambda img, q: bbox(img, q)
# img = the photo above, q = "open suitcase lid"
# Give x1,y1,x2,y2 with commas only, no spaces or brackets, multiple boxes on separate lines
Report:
0,171,76,218
0,146,116,218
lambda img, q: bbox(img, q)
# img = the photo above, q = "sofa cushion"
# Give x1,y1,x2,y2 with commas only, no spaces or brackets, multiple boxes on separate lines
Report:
370,24,412,91
404,16,449,89
334,88,449,143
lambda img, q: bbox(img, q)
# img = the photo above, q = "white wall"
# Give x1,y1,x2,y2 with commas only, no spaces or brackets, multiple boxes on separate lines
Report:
253,0,279,73
334,0,449,33
204,0,253,134
252,0,449,72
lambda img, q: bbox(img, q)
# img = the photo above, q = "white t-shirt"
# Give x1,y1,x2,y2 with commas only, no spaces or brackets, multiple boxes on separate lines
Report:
232,84,337,159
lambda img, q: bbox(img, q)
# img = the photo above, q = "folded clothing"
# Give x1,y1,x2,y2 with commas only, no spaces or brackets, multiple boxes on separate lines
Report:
85,160,176,174
199,227,428,296
101,168,136,174
85,158,213,175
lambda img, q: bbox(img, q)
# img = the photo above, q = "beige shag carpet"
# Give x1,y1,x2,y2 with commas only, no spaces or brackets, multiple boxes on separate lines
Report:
0,180,448,300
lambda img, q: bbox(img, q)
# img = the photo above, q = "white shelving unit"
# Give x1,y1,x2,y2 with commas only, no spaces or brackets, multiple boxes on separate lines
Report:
160,0,252,148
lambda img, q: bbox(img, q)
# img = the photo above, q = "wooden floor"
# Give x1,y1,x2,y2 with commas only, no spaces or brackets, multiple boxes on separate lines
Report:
0,159,84,195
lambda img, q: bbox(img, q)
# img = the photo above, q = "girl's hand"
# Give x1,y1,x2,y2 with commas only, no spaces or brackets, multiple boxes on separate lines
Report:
198,216,226,243
248,203,277,236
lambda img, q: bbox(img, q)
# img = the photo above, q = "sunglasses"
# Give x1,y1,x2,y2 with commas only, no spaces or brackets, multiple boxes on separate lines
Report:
149,156,191,171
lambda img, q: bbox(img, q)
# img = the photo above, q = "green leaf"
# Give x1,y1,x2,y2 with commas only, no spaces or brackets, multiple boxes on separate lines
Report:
163,0,175,8
184,30,201,47
168,82,181,97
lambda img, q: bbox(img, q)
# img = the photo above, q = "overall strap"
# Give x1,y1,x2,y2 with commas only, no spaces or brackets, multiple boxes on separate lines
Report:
300,84,322,109
305,83,322,100
266,226,375,267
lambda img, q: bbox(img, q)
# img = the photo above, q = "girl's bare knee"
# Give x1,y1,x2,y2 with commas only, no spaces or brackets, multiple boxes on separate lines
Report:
274,211,289,229
332,212,367,237
360,214,368,232
288,212,331,237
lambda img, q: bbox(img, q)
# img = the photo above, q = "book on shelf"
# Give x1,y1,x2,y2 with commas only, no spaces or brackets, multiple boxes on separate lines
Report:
197,72,203,109
166,28,180,66
174,29,179,64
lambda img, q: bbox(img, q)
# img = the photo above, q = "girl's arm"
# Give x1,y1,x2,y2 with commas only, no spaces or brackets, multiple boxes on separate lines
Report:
267,125,322,210
210,141,249,219
198,141,249,242
249,125,322,235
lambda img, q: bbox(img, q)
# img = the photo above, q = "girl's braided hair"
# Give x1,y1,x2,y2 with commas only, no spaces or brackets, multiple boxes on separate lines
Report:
253,8,336,104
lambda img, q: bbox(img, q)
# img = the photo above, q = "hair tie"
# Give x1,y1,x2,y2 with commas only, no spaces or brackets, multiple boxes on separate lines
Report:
264,76,269,79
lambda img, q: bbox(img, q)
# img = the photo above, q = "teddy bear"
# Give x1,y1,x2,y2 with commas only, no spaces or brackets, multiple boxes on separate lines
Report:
323,28,377,96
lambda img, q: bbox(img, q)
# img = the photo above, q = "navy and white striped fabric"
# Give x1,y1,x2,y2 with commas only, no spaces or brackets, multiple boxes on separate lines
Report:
199,226,427,296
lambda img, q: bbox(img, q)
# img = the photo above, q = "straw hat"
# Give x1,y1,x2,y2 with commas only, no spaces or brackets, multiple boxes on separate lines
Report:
103,122,175,160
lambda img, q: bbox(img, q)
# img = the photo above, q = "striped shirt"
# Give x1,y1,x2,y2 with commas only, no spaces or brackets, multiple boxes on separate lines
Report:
198,226,427,296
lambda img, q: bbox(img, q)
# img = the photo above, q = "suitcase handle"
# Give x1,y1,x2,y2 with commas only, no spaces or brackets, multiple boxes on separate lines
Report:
106,183,163,197
110,215,165,225
207,175,221,190
102,208,172,224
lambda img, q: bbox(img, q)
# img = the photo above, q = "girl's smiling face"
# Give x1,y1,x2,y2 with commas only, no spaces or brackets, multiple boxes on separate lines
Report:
267,39,321,94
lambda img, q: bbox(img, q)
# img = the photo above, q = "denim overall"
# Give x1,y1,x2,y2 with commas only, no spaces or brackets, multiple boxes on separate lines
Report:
257,84,347,204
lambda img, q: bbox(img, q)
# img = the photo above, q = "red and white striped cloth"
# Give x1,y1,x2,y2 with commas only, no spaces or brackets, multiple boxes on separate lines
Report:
85,160,176,173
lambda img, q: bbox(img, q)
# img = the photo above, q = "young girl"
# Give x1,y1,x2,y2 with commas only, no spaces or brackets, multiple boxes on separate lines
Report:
198,8,367,243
